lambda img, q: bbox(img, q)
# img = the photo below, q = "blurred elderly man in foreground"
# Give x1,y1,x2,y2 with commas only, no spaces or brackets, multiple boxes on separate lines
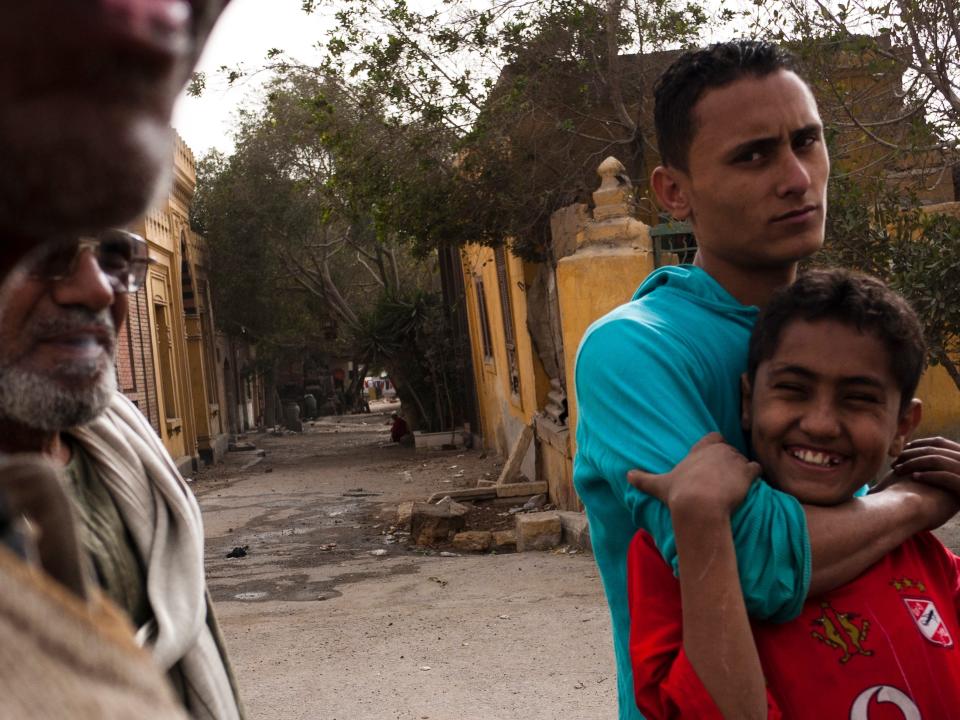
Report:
0,1,239,718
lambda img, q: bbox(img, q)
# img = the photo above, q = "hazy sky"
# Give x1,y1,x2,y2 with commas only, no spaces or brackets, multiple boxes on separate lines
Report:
172,0,335,157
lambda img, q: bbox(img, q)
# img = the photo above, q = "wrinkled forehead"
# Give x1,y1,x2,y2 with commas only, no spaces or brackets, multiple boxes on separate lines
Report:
689,71,821,154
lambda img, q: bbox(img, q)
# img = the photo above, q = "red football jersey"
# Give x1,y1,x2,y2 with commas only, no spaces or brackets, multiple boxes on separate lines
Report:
628,530,960,719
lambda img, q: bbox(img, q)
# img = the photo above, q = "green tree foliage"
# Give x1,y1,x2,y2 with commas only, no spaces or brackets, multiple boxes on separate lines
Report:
193,68,474,427
816,176,960,390
355,290,467,432
764,0,959,166
307,0,717,259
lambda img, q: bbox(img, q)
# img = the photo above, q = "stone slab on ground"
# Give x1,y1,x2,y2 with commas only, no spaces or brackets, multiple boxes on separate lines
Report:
515,511,562,552
426,487,497,504
496,481,548,499
492,530,517,552
557,511,591,551
452,530,492,552
410,502,468,546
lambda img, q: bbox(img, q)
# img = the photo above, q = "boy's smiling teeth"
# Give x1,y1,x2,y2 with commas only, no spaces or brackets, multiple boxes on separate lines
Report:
789,447,843,467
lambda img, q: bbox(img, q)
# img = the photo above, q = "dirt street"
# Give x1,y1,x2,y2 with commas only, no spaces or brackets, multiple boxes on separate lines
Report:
195,409,618,720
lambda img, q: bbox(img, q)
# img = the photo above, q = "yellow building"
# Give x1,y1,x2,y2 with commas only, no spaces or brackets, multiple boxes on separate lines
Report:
461,244,549,482
120,134,228,473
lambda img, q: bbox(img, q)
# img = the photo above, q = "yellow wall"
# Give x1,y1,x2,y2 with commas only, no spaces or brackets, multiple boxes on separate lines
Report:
461,244,549,476
916,365,960,440
557,246,654,453
130,133,225,470
914,201,960,439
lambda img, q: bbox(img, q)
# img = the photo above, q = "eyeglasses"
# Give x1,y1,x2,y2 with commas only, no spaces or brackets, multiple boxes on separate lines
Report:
27,230,152,294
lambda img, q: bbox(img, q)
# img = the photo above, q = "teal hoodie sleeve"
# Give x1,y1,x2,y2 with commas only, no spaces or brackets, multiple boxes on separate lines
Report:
575,318,810,623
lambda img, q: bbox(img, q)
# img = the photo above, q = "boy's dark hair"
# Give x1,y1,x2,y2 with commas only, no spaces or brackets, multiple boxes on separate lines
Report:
747,268,926,411
654,40,797,172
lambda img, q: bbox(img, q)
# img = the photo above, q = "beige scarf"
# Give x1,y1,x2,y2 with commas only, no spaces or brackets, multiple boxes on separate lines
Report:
71,393,241,720
0,544,189,720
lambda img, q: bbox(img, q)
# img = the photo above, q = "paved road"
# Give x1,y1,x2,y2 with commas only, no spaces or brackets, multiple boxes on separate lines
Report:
196,414,618,720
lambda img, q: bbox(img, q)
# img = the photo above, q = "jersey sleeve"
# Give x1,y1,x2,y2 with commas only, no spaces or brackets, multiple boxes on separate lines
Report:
627,532,783,719
576,319,810,622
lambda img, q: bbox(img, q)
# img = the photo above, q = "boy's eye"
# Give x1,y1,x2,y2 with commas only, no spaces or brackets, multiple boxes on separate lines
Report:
845,393,881,404
773,382,807,395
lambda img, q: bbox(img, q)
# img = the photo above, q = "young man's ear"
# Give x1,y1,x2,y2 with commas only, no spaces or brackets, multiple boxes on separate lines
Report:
650,165,692,221
740,373,754,432
888,398,923,458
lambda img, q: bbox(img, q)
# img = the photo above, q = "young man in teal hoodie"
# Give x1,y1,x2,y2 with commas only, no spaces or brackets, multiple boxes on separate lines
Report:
573,40,958,719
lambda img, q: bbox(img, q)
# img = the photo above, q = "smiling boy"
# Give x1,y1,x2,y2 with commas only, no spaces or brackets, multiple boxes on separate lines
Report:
628,269,960,718
573,41,957,719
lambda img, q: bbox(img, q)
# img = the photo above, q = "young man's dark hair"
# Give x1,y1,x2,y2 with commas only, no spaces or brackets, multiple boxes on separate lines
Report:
653,40,797,172
747,267,927,411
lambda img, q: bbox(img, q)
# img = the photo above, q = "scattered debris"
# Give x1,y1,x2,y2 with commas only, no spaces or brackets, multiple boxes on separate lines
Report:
369,549,388,557
228,441,257,452
226,546,248,559
439,551,460,557
522,494,547,512
318,543,337,551
428,576,448,587
396,501,415,529
419,666,431,671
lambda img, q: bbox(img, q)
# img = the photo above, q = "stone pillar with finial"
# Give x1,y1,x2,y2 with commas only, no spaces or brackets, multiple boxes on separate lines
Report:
556,156,655,452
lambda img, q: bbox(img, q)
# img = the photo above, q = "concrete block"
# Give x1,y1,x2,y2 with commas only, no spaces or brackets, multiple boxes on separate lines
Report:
452,531,492,552
515,511,562,552
410,502,467,546
492,530,517,552
414,429,464,451
497,481,548,499
557,511,591,551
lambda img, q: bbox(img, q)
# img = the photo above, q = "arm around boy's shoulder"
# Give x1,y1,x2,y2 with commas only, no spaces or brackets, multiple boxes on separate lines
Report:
576,316,811,622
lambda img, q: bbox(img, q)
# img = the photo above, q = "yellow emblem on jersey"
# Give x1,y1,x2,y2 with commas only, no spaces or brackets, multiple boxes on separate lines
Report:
811,601,873,664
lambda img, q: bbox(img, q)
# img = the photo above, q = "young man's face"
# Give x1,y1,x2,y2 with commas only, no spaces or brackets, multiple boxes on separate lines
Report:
656,71,829,282
742,319,920,506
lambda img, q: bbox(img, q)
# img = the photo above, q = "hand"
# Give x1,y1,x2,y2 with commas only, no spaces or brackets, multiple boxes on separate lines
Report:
627,432,761,517
890,437,960,494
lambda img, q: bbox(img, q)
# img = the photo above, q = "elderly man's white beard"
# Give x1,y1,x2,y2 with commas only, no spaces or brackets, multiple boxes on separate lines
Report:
0,299,118,432
0,359,117,432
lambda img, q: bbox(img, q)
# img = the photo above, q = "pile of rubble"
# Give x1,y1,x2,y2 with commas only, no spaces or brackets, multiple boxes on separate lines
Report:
393,487,590,554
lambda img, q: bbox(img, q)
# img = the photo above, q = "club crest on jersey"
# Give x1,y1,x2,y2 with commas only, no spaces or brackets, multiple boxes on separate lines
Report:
810,601,873,663
903,597,953,648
